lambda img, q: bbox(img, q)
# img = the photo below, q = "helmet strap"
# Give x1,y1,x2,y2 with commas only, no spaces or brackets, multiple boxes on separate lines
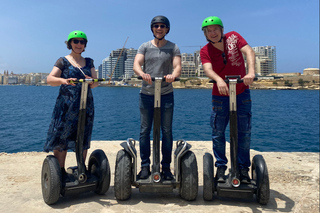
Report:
207,34,223,44
153,34,165,40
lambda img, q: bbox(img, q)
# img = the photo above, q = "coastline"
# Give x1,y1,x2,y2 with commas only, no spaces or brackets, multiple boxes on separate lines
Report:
0,141,319,213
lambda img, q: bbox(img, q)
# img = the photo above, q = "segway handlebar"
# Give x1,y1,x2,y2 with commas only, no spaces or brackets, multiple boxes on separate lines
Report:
137,76,180,81
70,78,108,83
209,75,257,84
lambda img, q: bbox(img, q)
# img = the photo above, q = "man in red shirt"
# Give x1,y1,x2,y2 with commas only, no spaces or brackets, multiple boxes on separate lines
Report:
200,16,256,183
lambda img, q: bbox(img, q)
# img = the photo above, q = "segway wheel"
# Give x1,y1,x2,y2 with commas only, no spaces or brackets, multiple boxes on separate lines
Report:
41,155,61,205
203,152,215,201
252,155,270,205
114,149,132,200
179,151,198,201
88,149,111,195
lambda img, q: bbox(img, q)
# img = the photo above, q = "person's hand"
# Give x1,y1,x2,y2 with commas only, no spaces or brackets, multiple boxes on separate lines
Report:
85,75,98,88
142,73,152,85
85,75,93,84
164,74,175,83
216,78,229,95
65,78,77,86
242,73,255,86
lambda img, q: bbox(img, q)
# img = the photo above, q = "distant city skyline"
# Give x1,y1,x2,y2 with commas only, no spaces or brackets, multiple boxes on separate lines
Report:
97,45,278,80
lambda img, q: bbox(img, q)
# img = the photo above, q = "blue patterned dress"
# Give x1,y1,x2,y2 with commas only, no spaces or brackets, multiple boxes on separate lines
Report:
44,57,95,152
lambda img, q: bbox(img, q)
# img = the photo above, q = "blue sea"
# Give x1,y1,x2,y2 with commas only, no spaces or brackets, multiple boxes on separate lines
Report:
0,85,319,153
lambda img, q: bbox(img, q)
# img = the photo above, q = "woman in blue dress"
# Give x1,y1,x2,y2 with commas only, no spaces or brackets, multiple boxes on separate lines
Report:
44,30,98,177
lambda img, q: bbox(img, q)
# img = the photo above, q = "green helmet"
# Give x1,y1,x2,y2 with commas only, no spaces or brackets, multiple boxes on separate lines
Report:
202,16,223,30
67,30,87,42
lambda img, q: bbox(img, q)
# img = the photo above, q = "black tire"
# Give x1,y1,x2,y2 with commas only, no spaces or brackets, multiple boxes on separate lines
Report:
88,149,111,195
252,155,270,205
114,149,132,200
179,151,198,201
41,155,61,205
203,152,214,201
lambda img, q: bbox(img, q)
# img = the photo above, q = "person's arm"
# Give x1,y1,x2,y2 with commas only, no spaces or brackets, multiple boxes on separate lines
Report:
241,44,256,85
203,62,229,95
133,53,152,84
166,56,181,83
47,66,76,86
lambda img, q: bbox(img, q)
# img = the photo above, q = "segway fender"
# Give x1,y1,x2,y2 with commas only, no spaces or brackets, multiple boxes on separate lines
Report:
174,140,192,182
174,140,191,157
252,155,267,188
120,138,137,159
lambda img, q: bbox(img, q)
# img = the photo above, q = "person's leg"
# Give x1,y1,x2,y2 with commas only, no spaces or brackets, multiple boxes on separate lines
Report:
83,149,88,163
237,89,252,182
211,95,229,182
138,93,154,178
160,93,174,179
54,150,67,168
53,149,69,182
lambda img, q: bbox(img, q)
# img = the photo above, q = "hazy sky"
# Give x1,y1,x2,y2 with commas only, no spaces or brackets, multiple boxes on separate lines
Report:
0,0,318,74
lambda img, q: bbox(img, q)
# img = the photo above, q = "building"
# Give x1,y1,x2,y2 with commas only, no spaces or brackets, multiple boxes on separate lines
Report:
180,51,206,78
101,48,138,80
252,46,277,75
181,53,196,77
124,48,137,79
303,68,320,76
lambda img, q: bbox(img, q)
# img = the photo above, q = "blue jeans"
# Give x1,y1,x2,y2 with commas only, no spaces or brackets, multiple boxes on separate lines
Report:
210,89,252,169
139,92,174,169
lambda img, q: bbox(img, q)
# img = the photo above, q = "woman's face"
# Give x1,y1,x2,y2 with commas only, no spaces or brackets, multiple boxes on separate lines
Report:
70,38,86,53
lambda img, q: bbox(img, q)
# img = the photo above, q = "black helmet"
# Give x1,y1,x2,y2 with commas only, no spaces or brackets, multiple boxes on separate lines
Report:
150,15,170,34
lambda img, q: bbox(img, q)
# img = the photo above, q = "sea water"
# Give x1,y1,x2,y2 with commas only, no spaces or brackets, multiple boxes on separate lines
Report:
0,86,318,153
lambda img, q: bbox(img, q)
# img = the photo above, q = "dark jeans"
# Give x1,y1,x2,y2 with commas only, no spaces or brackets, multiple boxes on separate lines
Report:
139,92,174,169
210,89,252,169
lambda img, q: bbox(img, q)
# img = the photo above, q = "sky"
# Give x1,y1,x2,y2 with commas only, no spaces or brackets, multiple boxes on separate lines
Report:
0,0,319,74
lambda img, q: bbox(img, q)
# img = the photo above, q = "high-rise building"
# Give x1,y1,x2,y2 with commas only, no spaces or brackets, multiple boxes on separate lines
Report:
124,48,137,79
101,49,127,80
252,46,276,75
101,48,138,80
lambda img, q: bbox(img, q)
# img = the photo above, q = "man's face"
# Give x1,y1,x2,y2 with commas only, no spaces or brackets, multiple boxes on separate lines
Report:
205,25,223,42
152,23,168,38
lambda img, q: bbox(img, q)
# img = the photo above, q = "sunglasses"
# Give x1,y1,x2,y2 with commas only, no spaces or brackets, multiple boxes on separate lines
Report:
222,52,227,65
72,39,86,45
153,24,166,29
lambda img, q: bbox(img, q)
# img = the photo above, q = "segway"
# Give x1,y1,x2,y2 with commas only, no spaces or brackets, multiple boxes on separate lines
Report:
203,75,270,204
41,78,111,205
114,76,198,201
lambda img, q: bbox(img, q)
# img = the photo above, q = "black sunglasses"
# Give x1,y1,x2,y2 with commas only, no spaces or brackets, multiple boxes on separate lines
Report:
72,39,86,45
222,52,227,65
153,24,166,29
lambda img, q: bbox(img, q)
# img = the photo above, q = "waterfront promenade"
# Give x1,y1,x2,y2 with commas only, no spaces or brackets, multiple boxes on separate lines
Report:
0,141,319,213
